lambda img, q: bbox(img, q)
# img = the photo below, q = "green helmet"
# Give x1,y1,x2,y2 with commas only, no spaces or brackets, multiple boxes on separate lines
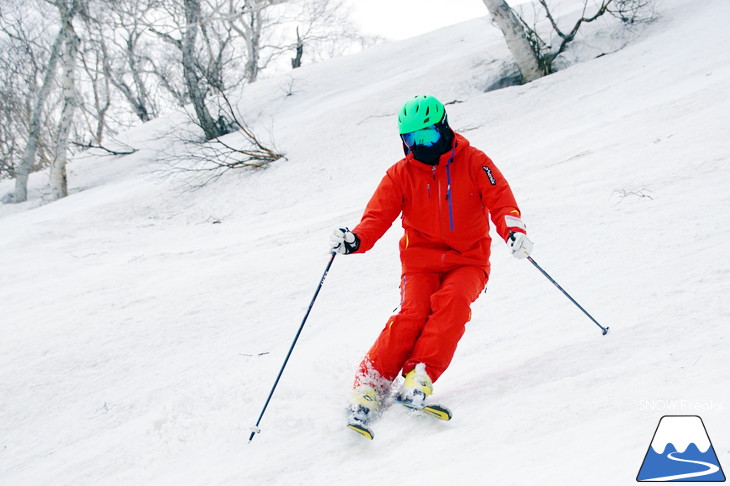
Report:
397,95,447,134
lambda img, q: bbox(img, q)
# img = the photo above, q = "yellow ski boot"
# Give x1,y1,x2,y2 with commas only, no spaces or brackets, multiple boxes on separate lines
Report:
397,363,451,421
346,385,380,440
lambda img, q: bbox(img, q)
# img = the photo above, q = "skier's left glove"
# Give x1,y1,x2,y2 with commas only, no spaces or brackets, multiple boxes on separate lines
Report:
330,228,360,255
508,232,533,259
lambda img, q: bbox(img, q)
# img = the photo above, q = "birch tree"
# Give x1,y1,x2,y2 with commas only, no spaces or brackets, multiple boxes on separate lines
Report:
0,44,28,182
78,28,112,144
102,0,160,123
225,0,292,82
227,0,367,82
2,0,376,199
531,0,654,73
10,18,64,202
48,0,82,200
482,0,655,84
181,0,228,139
145,0,232,139
229,0,275,83
290,0,375,63
482,0,543,82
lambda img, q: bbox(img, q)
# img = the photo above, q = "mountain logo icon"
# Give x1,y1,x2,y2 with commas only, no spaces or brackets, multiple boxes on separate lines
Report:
637,415,726,482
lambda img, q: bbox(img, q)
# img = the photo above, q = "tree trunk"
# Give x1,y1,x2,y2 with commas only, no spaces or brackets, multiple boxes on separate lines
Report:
229,0,290,82
50,13,80,201
482,0,544,83
14,29,64,203
242,0,261,83
291,27,303,69
102,31,153,123
126,33,153,122
183,0,225,140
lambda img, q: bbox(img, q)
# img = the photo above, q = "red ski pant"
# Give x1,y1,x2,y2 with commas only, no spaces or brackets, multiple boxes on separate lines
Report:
355,266,488,388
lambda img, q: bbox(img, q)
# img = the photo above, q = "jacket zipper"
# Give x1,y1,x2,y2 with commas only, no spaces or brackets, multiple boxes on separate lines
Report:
445,149,455,231
431,148,456,239
432,166,442,238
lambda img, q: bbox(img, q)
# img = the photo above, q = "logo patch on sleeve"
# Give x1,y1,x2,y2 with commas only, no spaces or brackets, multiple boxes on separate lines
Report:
482,166,497,185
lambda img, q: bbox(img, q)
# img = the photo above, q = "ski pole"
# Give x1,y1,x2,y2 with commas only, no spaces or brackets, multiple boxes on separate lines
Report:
526,256,610,336
248,251,337,443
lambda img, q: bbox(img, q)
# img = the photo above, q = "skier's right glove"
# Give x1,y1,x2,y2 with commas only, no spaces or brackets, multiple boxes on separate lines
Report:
330,228,360,255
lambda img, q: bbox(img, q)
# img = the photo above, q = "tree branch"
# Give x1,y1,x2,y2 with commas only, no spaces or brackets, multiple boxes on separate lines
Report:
70,140,137,156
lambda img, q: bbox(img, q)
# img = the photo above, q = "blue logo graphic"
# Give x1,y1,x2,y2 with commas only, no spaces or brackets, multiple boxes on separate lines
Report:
637,415,726,482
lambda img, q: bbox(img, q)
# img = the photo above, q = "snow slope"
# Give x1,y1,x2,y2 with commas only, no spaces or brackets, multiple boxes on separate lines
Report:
1,0,729,484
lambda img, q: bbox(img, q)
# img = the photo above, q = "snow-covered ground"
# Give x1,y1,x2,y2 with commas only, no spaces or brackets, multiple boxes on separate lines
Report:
1,0,729,484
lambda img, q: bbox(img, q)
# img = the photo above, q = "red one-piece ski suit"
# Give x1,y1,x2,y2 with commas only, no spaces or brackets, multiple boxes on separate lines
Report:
352,133,526,387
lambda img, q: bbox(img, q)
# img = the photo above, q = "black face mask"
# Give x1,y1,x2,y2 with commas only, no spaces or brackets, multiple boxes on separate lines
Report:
407,126,454,165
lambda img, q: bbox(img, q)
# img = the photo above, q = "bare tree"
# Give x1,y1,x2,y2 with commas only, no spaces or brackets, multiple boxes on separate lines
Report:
225,0,288,83
290,0,378,63
482,0,543,82
78,27,112,144
2,0,87,202
291,26,303,69
183,0,230,139
76,0,153,138
533,0,654,72
238,0,263,83
226,0,372,81
7,12,64,202
101,0,160,123
1,0,376,200
0,49,28,181
48,0,82,201
483,0,655,83
159,91,285,190
144,0,233,139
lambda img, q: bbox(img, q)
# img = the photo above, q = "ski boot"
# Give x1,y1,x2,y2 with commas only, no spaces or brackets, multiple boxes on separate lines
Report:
397,363,451,420
397,363,433,409
346,385,379,440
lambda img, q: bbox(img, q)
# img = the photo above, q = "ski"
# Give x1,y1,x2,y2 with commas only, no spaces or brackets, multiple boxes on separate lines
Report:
422,404,452,420
347,421,375,440
346,400,452,440
397,399,452,421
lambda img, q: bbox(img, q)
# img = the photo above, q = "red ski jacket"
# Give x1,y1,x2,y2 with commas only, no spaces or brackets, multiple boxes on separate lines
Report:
352,133,526,275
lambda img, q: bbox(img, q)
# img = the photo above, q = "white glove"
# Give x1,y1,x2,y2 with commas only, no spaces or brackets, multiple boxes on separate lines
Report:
330,228,360,255
508,232,533,259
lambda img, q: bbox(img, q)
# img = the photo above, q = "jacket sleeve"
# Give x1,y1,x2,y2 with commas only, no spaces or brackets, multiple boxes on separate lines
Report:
473,152,527,242
351,171,403,253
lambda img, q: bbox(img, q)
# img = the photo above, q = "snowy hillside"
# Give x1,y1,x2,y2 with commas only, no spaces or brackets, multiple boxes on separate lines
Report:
1,0,729,484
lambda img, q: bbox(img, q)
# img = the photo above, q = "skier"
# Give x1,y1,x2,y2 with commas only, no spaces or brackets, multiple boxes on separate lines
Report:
330,95,533,438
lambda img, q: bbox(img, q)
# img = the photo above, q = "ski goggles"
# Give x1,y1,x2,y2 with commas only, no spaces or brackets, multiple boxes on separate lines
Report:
401,125,441,147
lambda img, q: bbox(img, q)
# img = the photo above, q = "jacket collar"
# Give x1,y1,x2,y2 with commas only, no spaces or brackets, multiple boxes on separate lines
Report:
405,132,469,169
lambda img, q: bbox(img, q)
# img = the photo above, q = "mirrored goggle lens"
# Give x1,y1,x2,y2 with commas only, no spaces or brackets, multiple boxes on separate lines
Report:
402,125,441,147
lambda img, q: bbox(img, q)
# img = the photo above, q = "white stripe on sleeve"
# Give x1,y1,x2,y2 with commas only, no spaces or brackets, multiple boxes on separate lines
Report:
505,215,526,231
